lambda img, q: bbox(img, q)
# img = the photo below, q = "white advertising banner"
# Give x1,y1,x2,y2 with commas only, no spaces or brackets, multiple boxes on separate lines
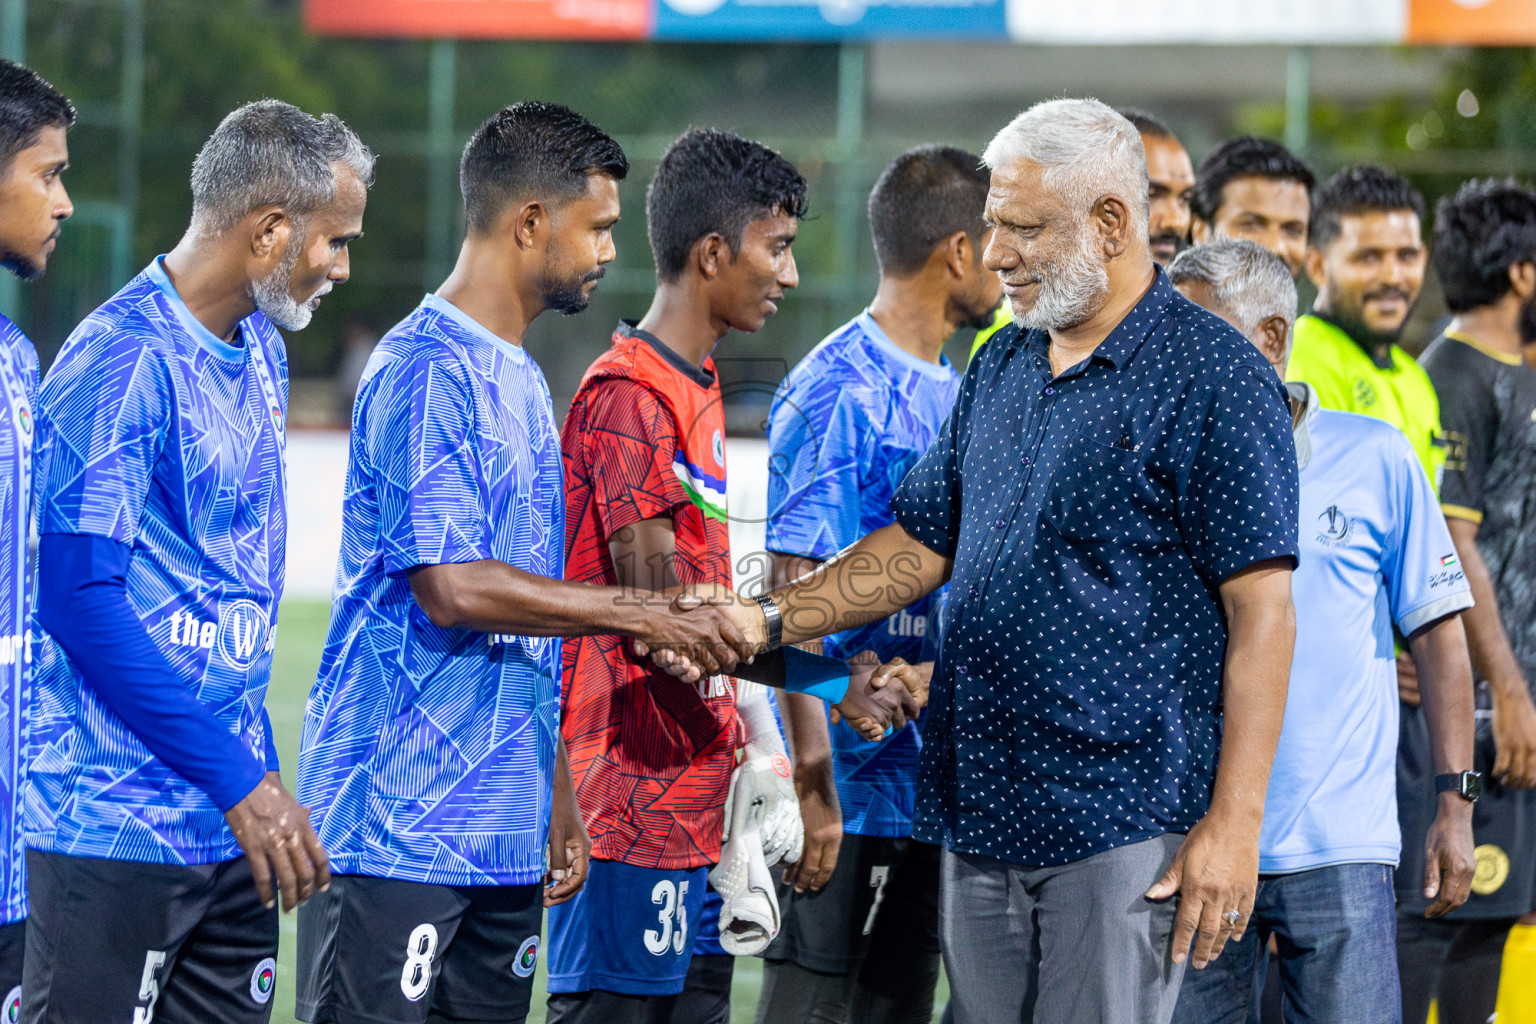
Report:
1006,0,1406,43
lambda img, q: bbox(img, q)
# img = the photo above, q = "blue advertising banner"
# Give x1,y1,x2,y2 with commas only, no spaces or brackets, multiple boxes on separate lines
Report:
652,0,1007,40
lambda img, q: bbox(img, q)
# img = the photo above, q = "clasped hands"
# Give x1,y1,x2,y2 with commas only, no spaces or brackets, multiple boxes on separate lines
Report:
628,583,927,739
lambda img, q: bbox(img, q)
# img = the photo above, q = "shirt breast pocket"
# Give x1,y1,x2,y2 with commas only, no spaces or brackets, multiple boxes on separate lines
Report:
1045,431,1143,543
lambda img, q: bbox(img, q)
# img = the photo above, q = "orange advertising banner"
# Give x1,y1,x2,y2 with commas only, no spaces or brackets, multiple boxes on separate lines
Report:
1408,0,1536,44
303,0,650,39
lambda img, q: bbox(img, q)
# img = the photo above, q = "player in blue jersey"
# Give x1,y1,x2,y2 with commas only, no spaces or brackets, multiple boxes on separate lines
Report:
0,59,74,1015
758,145,1000,1024
28,100,372,1023
294,103,762,1024
1166,239,1477,1024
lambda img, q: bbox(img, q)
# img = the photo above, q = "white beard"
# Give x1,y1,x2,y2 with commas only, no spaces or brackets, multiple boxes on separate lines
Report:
1013,225,1110,332
253,235,329,331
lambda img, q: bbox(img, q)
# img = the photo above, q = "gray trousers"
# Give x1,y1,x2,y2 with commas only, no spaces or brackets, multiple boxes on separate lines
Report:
940,834,1188,1024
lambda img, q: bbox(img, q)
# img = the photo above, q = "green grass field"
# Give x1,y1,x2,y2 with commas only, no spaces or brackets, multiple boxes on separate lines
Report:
263,598,948,1024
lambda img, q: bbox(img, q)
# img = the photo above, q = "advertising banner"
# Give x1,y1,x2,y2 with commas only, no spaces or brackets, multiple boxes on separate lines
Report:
1407,0,1536,44
1005,0,1404,43
652,0,1006,40
305,0,1536,43
303,0,649,39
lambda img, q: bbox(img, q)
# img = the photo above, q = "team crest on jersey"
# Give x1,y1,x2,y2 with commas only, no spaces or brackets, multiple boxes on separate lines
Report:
513,935,539,978
216,598,271,669
1315,505,1354,547
249,957,276,1004
13,401,31,439
711,429,725,468
1352,377,1379,409
3,984,19,1022
1472,844,1510,895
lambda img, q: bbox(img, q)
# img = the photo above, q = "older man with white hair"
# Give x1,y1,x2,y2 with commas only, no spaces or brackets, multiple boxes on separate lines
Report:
1167,240,1477,1024
665,98,1302,1022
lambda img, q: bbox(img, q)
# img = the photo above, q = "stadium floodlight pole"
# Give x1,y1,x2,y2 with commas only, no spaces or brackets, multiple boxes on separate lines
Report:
1284,46,1311,158
423,37,457,290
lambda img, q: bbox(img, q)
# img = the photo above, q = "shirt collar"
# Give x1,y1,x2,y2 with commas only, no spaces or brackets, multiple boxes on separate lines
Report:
1286,380,1319,471
855,310,956,380
617,320,716,389
422,293,528,362
145,256,250,364
1021,265,1173,374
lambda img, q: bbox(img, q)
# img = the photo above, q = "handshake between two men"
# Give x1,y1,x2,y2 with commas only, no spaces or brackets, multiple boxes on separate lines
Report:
628,580,930,740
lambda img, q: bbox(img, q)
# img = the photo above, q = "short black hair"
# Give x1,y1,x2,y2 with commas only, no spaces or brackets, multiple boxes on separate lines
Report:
0,59,75,175
1193,136,1315,223
646,128,808,283
1116,109,1176,140
1310,164,1425,249
460,102,628,234
1433,179,1536,313
867,145,989,276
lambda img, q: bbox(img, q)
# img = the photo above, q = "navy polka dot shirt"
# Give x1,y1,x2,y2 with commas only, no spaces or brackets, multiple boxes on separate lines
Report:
893,268,1299,867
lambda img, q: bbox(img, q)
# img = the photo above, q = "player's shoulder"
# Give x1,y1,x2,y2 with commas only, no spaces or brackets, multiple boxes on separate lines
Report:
59,272,168,357
1317,407,1418,468
1159,291,1276,386
781,318,904,415
1421,333,1512,389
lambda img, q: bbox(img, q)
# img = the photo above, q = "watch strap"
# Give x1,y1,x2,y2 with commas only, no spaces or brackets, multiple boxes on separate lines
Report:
753,593,783,651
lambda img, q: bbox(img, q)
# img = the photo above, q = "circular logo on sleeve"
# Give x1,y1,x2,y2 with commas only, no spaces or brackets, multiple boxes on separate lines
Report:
771,753,793,779
249,957,276,1004
1472,844,1510,895
513,935,539,978
4,985,21,1021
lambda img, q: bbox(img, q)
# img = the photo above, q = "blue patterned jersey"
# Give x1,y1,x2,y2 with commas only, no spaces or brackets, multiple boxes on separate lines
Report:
0,315,38,923
299,294,564,887
766,312,960,837
28,259,287,865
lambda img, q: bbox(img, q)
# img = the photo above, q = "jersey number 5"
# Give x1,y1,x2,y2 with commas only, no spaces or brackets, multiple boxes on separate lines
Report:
643,879,690,956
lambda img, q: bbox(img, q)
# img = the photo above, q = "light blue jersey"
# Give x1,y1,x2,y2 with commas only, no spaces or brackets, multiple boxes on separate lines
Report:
0,314,38,923
1261,384,1472,873
766,312,959,838
28,259,287,865
299,294,564,888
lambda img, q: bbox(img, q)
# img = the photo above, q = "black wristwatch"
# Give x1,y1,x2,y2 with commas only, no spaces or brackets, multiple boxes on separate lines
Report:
752,593,783,652
1435,770,1484,803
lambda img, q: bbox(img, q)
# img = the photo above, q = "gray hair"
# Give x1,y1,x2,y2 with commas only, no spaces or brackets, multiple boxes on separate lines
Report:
982,98,1148,243
1167,238,1297,341
190,99,375,234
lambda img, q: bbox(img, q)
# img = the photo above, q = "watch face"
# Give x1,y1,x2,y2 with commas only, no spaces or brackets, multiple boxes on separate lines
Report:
1464,772,1484,801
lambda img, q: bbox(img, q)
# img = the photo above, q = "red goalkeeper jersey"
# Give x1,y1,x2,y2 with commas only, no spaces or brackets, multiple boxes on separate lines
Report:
560,323,736,869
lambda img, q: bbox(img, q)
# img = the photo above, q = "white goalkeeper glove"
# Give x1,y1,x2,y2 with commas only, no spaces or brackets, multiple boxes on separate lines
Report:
732,682,803,866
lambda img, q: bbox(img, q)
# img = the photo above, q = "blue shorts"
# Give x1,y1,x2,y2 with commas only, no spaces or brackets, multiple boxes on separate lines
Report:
546,858,710,996
693,886,725,956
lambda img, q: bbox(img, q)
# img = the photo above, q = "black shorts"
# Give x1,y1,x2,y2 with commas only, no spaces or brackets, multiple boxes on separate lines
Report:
0,919,23,1016
765,835,941,975
21,848,279,1024
545,953,733,1024
1397,701,1536,918
296,874,543,1024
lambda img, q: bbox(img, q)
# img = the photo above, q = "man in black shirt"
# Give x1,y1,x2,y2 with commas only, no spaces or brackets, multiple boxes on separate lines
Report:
1408,179,1536,1024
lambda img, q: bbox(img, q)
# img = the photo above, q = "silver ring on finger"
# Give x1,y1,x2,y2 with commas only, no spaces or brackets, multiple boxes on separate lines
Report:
1223,909,1241,927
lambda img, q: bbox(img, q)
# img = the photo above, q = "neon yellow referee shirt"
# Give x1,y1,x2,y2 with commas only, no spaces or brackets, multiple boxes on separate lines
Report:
1286,313,1446,491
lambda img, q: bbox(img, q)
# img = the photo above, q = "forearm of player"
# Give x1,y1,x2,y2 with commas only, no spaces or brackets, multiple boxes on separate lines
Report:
1208,560,1296,830
407,557,679,638
770,523,950,646
36,533,268,812
1408,614,1477,779
1447,517,1531,704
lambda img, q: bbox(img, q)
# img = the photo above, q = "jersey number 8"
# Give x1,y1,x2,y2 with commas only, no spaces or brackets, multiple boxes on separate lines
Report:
400,923,439,1001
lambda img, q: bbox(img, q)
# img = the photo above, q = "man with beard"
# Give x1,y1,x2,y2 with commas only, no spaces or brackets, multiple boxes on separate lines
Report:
1399,180,1536,1024
295,105,764,1024
1118,110,1194,266
1168,239,1477,1024
0,59,73,1014
666,98,1301,1023
1286,165,1442,486
1191,137,1314,279
27,100,368,1023
754,144,998,1024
